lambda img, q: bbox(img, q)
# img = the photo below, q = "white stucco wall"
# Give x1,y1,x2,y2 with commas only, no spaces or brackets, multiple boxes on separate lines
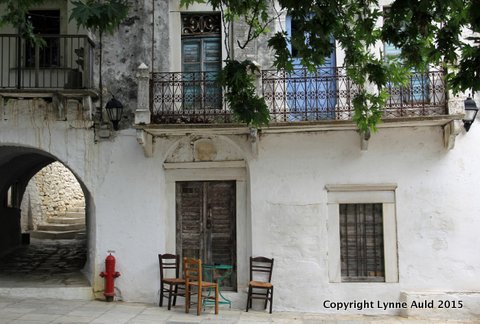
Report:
89,122,480,319
2,95,480,318
245,125,480,316
1,0,480,319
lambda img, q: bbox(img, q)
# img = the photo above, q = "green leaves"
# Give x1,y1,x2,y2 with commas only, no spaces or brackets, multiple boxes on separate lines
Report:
449,41,480,93
268,32,294,71
382,0,476,93
0,0,45,43
70,0,130,35
219,60,270,128
352,89,387,134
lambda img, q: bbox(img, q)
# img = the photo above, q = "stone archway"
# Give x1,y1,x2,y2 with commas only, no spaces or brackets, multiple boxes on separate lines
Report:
0,145,94,298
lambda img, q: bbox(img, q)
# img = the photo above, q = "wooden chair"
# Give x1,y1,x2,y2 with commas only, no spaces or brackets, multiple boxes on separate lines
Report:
245,256,274,313
158,254,185,310
183,257,219,315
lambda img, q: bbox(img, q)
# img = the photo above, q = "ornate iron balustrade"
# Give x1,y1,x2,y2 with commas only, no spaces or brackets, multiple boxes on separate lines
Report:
262,67,447,122
383,68,447,118
151,71,231,124
150,68,447,124
262,67,360,122
0,34,94,89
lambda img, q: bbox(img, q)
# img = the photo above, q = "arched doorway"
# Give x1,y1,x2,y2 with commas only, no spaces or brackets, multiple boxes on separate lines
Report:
0,145,93,295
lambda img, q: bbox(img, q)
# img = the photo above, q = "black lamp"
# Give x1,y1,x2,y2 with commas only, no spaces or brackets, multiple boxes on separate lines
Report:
463,96,478,132
105,97,124,130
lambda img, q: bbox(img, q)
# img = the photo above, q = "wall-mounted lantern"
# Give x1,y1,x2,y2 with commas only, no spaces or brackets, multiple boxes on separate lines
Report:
105,97,124,130
463,96,478,132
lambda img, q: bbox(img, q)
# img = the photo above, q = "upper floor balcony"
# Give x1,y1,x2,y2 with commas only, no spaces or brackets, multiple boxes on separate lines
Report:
149,67,448,126
0,34,95,91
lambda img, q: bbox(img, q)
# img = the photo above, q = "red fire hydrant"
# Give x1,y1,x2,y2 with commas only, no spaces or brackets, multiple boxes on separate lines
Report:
99,251,120,302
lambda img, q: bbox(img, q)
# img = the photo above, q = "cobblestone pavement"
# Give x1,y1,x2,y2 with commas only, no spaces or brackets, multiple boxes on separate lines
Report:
0,238,88,287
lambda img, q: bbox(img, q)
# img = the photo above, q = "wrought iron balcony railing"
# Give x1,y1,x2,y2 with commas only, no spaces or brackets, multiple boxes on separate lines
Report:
262,67,447,122
0,34,95,89
151,71,230,124
150,68,447,125
382,68,446,118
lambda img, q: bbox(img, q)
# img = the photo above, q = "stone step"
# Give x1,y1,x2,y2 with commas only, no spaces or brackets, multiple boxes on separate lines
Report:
64,211,85,218
74,232,86,240
47,217,85,225
0,287,93,300
37,223,85,232
30,230,85,240
66,206,85,213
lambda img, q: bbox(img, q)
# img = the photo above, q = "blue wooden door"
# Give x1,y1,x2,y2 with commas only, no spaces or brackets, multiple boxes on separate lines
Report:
286,16,336,121
384,42,430,104
182,37,222,109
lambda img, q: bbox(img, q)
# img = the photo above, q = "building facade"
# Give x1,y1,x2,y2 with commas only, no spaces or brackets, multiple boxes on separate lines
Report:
0,0,479,319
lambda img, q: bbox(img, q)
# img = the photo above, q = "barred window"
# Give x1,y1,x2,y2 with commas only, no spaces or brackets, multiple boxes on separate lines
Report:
340,203,385,282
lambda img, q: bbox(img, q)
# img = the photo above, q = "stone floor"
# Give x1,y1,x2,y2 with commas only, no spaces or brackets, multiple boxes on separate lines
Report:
0,238,88,287
0,240,474,323
0,296,472,324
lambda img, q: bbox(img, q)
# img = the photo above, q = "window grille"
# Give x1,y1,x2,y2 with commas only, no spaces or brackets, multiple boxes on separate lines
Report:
181,14,221,36
340,203,385,282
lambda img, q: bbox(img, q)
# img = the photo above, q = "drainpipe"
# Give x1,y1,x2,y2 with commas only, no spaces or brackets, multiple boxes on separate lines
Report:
151,0,155,73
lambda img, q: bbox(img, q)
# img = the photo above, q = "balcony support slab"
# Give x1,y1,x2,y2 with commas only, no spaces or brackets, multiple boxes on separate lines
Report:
443,120,462,150
136,129,154,158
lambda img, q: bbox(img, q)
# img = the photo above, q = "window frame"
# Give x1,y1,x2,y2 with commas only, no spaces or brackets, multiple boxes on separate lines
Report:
326,184,399,283
180,13,222,110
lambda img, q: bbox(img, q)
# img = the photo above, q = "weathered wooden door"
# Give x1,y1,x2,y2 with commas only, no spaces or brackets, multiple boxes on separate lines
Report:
176,181,236,288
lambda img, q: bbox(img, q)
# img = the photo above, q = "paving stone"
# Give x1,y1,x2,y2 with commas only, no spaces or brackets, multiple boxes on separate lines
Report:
0,238,87,287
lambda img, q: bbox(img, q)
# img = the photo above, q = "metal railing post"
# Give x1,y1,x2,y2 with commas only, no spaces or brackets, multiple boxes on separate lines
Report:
34,42,40,88
16,35,22,89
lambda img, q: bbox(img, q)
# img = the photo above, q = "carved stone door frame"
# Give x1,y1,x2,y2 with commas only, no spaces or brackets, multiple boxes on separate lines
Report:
164,161,250,291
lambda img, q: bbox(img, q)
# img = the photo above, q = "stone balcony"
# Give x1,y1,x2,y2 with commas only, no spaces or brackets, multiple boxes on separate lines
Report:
134,64,465,156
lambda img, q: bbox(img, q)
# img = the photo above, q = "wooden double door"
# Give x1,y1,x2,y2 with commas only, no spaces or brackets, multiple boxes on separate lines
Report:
176,181,236,289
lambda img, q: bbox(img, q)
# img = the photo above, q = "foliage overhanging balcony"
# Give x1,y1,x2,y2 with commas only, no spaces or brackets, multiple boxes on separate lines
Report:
0,34,95,90
150,67,447,125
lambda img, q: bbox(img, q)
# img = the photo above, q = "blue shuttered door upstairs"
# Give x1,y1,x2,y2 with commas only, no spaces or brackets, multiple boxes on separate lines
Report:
384,42,430,104
286,15,337,121
182,38,222,109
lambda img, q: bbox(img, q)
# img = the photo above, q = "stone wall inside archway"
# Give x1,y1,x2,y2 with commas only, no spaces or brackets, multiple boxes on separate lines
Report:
21,161,85,231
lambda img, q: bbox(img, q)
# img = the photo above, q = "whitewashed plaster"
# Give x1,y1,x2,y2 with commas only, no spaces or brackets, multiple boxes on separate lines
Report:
2,96,480,317
0,0,479,319
86,122,480,316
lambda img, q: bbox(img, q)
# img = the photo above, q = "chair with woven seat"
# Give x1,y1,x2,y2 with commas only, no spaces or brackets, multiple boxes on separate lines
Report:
183,257,219,315
245,256,274,313
158,253,185,310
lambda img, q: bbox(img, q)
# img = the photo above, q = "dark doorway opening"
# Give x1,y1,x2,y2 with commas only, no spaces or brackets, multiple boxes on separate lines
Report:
25,10,61,67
